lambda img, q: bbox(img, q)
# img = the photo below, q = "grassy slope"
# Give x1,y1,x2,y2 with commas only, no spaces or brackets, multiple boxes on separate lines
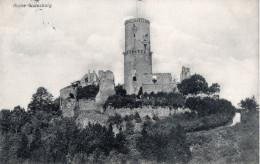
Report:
186,112,259,164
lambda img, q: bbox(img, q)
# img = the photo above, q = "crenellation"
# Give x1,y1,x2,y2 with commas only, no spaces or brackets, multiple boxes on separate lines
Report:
124,18,150,25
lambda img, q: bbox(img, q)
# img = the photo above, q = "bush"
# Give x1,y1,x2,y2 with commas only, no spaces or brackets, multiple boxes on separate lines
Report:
137,125,191,163
77,85,99,100
185,97,236,117
134,112,142,123
152,115,159,121
239,96,259,113
125,121,134,135
107,113,123,126
104,85,185,109
177,74,208,95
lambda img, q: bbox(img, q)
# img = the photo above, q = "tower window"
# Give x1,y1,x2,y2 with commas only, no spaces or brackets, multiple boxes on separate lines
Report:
133,76,137,81
69,93,75,99
85,77,88,82
152,75,157,83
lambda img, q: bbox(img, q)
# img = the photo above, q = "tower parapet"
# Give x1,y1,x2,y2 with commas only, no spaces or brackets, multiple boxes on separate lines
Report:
124,18,150,25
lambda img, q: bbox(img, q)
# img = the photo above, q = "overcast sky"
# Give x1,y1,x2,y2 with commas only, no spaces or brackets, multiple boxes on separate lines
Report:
0,0,258,109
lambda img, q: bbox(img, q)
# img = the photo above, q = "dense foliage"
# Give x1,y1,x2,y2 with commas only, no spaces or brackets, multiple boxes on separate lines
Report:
0,87,128,164
104,85,185,109
185,97,236,117
239,96,259,113
137,122,191,163
177,74,209,95
28,87,59,113
77,84,99,100
177,74,220,96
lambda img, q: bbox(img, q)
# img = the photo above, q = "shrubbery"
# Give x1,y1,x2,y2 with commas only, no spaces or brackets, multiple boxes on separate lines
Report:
177,74,220,96
104,85,185,109
137,124,191,163
77,85,99,100
185,97,236,117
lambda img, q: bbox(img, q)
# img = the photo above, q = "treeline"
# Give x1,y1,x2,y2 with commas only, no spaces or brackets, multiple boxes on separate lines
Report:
0,87,128,164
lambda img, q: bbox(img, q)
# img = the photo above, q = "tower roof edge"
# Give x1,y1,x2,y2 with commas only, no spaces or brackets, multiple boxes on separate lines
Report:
124,18,150,25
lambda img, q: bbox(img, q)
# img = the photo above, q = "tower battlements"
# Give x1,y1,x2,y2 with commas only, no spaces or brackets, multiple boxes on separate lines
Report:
124,18,150,25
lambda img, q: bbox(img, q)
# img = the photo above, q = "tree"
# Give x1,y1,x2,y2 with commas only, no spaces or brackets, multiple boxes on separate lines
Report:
107,114,123,127
177,74,208,96
208,83,220,95
185,97,235,117
115,85,126,96
10,106,29,133
0,109,11,134
28,87,54,113
114,130,128,154
152,115,159,121
125,120,134,135
77,85,99,100
134,112,142,123
137,125,191,163
239,96,259,113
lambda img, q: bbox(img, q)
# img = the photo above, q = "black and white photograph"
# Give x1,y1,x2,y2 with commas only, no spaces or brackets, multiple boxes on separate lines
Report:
0,0,259,163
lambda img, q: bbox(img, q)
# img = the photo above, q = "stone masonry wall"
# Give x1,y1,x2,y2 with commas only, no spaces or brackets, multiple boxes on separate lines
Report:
104,106,191,118
62,99,76,118
142,73,176,93
142,83,176,94
95,70,115,104
77,99,98,111
60,86,77,117
142,73,172,84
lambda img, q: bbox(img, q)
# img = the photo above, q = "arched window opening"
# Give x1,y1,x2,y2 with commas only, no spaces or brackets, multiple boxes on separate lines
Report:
133,76,137,81
69,93,75,99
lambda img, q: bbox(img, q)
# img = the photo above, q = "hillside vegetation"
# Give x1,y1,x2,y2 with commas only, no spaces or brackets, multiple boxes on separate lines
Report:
0,75,258,163
186,110,259,163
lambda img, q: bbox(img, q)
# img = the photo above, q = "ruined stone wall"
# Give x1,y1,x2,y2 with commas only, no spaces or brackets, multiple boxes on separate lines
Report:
76,110,109,128
80,71,99,87
142,83,176,94
142,73,172,84
105,107,191,118
77,99,99,111
95,70,115,104
60,85,77,100
61,99,76,118
141,73,176,93
180,66,191,82
60,86,77,117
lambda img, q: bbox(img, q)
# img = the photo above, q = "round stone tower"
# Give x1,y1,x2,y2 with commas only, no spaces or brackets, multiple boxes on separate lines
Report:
123,18,152,94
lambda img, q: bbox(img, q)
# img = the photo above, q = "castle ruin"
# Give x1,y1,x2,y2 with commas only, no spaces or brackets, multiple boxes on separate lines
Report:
180,66,191,82
60,17,190,122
